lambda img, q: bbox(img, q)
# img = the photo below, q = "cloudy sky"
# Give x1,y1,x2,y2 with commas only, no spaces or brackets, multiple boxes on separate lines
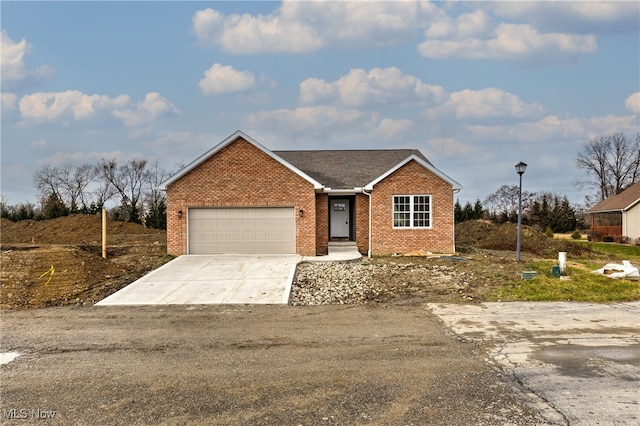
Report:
2,1,639,207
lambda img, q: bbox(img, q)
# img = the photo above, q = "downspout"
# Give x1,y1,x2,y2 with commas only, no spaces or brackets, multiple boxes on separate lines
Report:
363,189,372,259
452,188,461,254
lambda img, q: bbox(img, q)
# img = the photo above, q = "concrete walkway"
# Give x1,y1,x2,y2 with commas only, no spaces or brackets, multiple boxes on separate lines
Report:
96,255,301,305
428,301,640,425
303,242,363,262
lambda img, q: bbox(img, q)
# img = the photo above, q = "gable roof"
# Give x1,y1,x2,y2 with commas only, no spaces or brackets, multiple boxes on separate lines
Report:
161,130,462,192
588,181,640,213
160,130,323,190
275,149,429,189
363,154,462,191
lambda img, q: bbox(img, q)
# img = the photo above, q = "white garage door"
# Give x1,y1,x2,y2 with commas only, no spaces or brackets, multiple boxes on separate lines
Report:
188,207,296,254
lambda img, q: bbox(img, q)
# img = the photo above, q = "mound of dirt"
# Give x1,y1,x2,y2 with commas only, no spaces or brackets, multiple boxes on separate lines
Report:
1,214,164,245
455,220,590,257
1,214,168,309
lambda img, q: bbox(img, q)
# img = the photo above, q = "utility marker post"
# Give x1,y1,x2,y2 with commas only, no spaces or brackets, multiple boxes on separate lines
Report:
102,208,107,259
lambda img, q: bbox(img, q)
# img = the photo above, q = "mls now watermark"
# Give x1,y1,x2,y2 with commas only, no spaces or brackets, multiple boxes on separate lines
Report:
3,408,57,420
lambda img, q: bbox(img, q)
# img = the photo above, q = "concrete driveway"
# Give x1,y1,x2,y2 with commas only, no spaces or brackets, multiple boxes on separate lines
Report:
96,254,301,305
428,301,640,425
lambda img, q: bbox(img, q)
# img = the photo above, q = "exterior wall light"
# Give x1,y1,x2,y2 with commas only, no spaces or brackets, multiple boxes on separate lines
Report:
299,209,304,217
178,210,183,219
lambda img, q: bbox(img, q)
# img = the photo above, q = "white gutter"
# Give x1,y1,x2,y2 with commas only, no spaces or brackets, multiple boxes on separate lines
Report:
362,188,372,259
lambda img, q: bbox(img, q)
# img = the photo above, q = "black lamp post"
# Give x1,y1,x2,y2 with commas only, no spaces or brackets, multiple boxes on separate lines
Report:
515,161,527,262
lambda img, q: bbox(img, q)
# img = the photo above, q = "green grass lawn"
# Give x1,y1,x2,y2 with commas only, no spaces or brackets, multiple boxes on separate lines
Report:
488,242,640,302
586,241,640,258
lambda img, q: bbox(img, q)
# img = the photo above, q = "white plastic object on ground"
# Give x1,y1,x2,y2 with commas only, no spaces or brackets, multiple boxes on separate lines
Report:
592,260,639,279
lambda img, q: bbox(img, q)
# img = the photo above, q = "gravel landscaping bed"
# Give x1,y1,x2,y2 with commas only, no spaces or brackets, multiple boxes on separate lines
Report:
290,259,475,305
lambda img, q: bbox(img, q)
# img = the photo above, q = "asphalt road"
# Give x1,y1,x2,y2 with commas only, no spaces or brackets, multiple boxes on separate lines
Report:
1,304,543,425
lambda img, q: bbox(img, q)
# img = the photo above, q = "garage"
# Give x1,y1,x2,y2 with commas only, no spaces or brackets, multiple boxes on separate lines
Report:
188,207,296,254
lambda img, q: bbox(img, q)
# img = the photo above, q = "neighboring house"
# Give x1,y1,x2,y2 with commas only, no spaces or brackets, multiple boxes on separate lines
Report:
587,181,640,240
161,130,462,257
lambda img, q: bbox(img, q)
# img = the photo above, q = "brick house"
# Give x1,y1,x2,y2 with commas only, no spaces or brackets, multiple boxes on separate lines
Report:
161,130,462,257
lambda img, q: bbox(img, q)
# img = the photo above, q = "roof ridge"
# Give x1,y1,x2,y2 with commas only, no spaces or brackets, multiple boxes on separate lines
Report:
273,148,420,152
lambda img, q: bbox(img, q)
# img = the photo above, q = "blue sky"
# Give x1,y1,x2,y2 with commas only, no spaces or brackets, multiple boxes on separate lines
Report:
2,1,639,208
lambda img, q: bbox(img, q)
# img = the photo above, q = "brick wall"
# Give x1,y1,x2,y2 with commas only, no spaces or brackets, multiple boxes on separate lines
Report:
369,160,455,255
315,193,329,255
166,138,317,256
355,193,370,254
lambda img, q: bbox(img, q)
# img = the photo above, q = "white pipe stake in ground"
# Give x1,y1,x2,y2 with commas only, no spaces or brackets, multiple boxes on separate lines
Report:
558,252,567,274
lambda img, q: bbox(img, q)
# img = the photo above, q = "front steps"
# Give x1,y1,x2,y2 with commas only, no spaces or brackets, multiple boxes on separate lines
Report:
303,241,362,262
328,241,359,254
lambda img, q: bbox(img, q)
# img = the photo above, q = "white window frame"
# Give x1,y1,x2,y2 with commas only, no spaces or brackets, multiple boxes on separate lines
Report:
392,195,432,229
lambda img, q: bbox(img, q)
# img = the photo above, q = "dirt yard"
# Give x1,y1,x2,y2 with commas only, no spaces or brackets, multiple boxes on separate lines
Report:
1,215,585,310
1,215,168,309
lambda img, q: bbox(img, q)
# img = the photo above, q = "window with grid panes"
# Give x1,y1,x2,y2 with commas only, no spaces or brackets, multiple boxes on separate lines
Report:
393,195,431,228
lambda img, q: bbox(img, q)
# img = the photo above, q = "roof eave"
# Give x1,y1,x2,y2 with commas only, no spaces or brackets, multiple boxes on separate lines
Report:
588,208,624,214
623,198,640,211
588,197,640,214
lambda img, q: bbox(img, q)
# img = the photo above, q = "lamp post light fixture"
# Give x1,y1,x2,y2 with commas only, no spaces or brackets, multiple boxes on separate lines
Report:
515,161,527,262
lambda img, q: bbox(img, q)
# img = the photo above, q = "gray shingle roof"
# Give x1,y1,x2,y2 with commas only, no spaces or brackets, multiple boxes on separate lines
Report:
274,149,431,189
588,181,640,213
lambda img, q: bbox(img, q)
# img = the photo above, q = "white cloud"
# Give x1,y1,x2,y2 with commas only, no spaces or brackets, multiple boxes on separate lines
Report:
1,30,53,88
199,63,256,95
1,92,17,111
112,92,180,128
425,88,545,121
419,23,597,62
192,1,429,54
625,92,640,114
426,136,478,157
150,131,193,149
247,105,370,135
375,118,414,141
38,150,143,167
300,67,445,107
300,77,336,104
18,90,179,130
246,104,420,147
190,1,626,65
30,138,47,149
488,2,640,34
425,9,490,39
145,131,231,168
19,90,130,123
192,6,323,54
468,114,638,144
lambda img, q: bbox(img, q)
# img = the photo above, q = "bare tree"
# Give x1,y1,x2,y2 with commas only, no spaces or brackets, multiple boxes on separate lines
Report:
576,132,640,201
56,164,97,212
484,184,535,222
91,168,115,211
33,165,63,202
143,160,170,229
98,159,149,223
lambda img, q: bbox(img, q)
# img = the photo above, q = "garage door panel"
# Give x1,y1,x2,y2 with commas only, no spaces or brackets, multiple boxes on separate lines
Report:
188,207,295,254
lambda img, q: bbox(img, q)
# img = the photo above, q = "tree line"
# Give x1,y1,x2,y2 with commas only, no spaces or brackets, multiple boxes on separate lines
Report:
455,132,639,233
456,188,584,234
2,132,638,233
1,159,171,229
